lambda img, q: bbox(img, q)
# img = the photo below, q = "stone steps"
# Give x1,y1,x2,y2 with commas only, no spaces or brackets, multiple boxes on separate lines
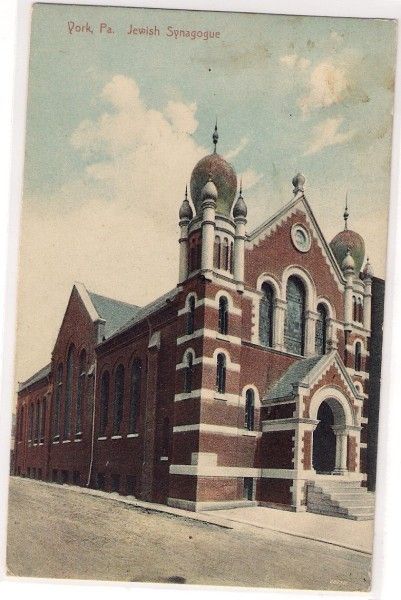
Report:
306,481,375,521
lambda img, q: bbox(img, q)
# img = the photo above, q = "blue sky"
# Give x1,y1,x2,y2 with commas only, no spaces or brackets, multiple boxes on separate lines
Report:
16,4,397,380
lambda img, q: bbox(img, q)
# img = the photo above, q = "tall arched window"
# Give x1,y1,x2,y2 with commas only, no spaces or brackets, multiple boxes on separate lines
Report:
76,349,86,436
64,345,74,438
284,276,306,356
353,296,357,322
213,236,221,268
187,296,195,335
113,364,125,435
315,303,328,355
53,363,63,438
129,359,141,434
99,371,109,436
230,241,234,273
358,298,364,323
216,353,226,394
40,398,46,443
184,352,193,393
223,238,229,271
355,342,362,372
29,403,34,442
259,283,274,347
218,296,229,335
245,389,255,431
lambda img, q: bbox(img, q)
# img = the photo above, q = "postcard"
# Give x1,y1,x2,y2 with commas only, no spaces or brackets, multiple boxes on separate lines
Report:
5,1,399,595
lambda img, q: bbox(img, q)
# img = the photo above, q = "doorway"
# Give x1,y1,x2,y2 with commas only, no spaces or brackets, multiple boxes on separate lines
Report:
312,401,336,473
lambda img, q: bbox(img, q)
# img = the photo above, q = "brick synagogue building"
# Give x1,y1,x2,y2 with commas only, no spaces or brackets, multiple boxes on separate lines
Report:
13,127,383,519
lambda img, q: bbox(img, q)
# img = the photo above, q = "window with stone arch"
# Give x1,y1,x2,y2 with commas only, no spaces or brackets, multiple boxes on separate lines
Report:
245,389,255,431
223,237,230,271
213,235,221,268
184,351,194,393
113,364,125,435
129,359,142,434
353,296,357,322
284,276,306,355
99,370,109,436
64,344,75,438
187,295,195,335
75,349,86,436
53,363,63,438
355,342,362,372
216,353,226,394
358,298,364,323
218,296,229,335
315,303,328,355
259,282,274,347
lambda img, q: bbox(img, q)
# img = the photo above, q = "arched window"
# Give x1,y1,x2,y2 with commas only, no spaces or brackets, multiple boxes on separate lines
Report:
315,303,328,355
223,238,229,271
355,342,362,372
213,236,221,269
187,296,195,335
353,296,357,322
28,403,34,442
358,298,364,323
259,283,274,347
53,364,63,438
184,352,193,393
34,400,40,444
64,345,74,438
218,296,229,335
113,364,125,435
40,398,46,443
129,359,141,434
284,277,306,356
230,241,234,273
245,389,255,431
99,371,109,436
216,353,226,394
76,349,86,436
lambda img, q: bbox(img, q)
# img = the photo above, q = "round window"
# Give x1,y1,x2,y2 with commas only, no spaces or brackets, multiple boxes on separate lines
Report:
291,224,311,253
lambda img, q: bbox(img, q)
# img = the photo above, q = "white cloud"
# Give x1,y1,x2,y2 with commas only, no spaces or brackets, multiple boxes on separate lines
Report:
298,61,348,115
280,54,310,71
304,117,355,156
225,136,249,161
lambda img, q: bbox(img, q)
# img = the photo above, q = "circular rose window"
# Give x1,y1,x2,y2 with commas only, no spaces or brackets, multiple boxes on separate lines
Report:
291,224,311,253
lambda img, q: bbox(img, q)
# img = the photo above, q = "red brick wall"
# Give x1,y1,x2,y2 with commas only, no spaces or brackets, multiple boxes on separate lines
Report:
257,478,292,506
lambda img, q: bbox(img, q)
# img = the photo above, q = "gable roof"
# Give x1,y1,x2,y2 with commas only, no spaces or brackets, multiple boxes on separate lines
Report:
247,192,345,289
19,363,51,393
87,291,141,340
264,350,362,404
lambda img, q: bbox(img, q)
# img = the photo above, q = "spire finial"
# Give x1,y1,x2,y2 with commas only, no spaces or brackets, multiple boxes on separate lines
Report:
185,184,188,200
344,192,349,230
212,119,218,153
239,178,243,197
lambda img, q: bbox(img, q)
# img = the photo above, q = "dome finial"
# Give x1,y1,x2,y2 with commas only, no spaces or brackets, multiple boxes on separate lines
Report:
185,184,188,200
292,173,305,194
213,119,219,154
344,192,349,230
233,180,247,219
239,178,243,197
179,184,193,221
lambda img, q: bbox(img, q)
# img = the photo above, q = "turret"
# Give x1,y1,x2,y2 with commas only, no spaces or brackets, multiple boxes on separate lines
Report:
233,182,247,290
178,186,193,283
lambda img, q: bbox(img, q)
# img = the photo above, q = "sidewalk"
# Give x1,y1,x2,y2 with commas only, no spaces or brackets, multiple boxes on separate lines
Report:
13,477,374,554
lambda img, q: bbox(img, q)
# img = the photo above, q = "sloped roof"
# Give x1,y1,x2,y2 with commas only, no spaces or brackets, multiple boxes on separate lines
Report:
19,363,51,392
108,287,179,341
88,292,141,339
265,355,322,402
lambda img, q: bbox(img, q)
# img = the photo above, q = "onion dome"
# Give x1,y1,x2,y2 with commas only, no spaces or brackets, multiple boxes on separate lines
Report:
330,195,365,273
342,248,355,272
179,185,193,221
233,182,247,219
190,125,237,217
292,173,306,194
201,177,218,202
362,258,374,279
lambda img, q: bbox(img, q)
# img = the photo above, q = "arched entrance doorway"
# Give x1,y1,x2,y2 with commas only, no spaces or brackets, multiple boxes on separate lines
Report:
312,397,348,475
313,402,336,473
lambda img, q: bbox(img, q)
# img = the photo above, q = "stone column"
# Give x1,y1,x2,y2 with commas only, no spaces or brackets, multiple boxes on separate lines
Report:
326,318,338,351
273,298,286,351
333,427,348,474
344,272,354,331
201,198,216,281
178,219,189,283
363,277,372,331
233,215,246,291
305,310,319,357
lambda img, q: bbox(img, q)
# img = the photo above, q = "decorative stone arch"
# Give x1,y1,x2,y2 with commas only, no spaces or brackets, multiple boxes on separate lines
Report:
256,274,281,350
309,385,359,475
353,380,363,395
211,347,236,369
184,291,198,311
214,289,235,312
282,265,317,310
256,273,281,299
240,384,261,407
316,297,336,320
182,347,196,362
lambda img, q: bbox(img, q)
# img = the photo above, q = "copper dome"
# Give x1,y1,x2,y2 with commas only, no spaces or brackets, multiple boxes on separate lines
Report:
190,153,237,217
330,229,365,274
